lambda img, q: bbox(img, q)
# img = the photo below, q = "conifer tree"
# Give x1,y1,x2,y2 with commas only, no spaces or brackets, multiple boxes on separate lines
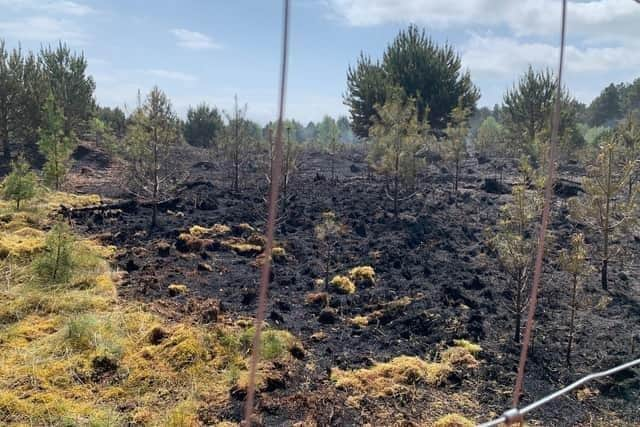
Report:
444,101,470,193
121,87,183,228
475,116,504,158
317,116,341,180
38,92,74,190
2,157,37,209
368,89,423,218
223,95,253,192
315,211,344,287
282,124,301,207
570,138,636,290
617,112,640,201
33,222,75,284
490,159,543,343
559,233,588,366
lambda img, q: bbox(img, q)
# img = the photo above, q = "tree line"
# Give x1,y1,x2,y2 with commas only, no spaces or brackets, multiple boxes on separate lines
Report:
0,40,95,164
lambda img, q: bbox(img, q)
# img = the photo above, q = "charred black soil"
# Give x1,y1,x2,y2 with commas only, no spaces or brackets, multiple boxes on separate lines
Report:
66,143,640,426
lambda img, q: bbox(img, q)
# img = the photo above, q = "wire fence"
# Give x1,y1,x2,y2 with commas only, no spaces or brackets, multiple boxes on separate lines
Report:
478,357,640,426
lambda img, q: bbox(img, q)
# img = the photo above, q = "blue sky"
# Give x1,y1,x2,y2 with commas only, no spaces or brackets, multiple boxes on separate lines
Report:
1,0,639,124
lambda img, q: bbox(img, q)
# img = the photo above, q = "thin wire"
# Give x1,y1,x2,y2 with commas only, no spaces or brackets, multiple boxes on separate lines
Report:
512,0,567,410
478,357,640,427
242,0,290,424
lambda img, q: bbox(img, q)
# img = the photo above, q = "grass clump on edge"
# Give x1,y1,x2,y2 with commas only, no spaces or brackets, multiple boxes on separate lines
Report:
189,223,231,237
168,282,189,296
331,356,453,398
0,226,46,258
434,413,475,427
227,242,263,256
453,339,482,355
331,342,480,399
348,265,376,286
330,274,356,294
272,246,286,262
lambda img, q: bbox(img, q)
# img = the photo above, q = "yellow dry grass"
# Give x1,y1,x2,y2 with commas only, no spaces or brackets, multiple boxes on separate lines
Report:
434,413,475,427
189,223,231,237
0,191,301,426
348,265,376,286
329,275,356,294
331,340,481,400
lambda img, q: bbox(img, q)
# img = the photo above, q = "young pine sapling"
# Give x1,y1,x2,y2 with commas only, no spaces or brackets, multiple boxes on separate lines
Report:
315,211,345,287
570,139,636,290
444,101,471,194
32,222,76,284
368,89,424,219
559,232,588,366
490,160,543,343
121,87,184,228
2,158,37,210
38,92,75,190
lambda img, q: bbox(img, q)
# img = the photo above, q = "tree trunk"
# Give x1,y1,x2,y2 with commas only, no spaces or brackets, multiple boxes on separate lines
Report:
454,157,459,193
151,128,159,229
393,147,400,219
2,110,9,162
331,156,335,181
52,231,62,282
602,147,612,290
324,249,330,288
151,202,158,229
393,174,399,219
514,287,521,343
566,273,578,366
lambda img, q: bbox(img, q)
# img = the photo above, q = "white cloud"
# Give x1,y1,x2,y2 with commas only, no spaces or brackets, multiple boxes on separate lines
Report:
325,0,640,41
0,0,95,16
462,33,640,77
170,28,222,50
146,69,198,83
0,16,88,43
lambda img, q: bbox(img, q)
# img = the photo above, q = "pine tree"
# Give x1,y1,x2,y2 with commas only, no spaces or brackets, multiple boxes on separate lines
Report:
223,95,253,192
38,92,74,190
33,222,76,284
2,157,37,209
490,160,543,343
570,138,636,290
184,103,224,149
345,25,479,137
40,43,95,137
559,233,588,366
0,42,24,161
617,112,640,201
121,87,183,228
282,124,301,207
317,116,341,180
444,101,470,193
315,211,345,287
503,67,583,159
475,116,504,158
368,89,424,218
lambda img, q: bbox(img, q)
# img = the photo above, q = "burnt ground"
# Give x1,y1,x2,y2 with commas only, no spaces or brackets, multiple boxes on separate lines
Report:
65,142,640,426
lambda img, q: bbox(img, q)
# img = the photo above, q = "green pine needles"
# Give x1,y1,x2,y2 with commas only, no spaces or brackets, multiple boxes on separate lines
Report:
2,157,37,209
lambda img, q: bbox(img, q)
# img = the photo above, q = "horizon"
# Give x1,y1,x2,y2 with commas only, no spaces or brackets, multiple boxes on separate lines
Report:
1,0,639,124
